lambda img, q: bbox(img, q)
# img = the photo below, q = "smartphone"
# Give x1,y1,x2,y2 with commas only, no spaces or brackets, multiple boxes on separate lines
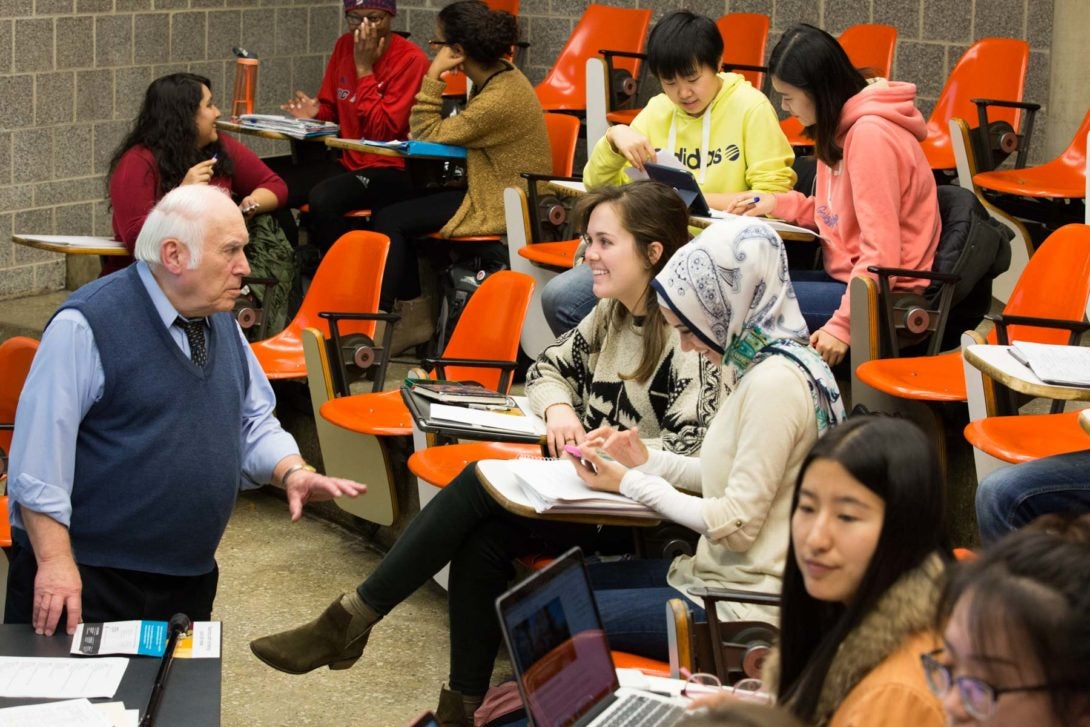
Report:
407,711,441,727
563,443,598,474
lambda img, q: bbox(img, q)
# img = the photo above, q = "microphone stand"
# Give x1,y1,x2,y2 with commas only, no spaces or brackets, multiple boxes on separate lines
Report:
139,613,191,727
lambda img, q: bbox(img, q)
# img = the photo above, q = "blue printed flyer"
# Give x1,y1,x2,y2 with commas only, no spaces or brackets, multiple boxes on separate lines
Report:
70,621,221,658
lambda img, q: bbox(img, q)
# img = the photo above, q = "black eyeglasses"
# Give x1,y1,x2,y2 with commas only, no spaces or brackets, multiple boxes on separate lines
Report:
920,649,1055,720
345,13,387,27
428,39,455,47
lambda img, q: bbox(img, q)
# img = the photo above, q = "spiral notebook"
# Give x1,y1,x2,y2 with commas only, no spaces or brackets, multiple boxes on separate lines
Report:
1007,342,1090,387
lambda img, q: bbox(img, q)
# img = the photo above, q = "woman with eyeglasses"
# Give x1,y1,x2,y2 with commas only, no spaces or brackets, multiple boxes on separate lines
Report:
366,0,551,354
760,415,950,727
928,513,1090,726
271,0,429,251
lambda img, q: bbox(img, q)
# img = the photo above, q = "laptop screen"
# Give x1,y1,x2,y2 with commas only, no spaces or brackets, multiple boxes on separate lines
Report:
496,548,618,726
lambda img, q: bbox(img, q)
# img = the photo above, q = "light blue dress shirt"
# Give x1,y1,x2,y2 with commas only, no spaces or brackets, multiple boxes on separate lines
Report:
7,262,299,530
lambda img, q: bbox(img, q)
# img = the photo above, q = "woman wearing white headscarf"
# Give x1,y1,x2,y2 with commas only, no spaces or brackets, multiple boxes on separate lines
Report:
573,216,845,659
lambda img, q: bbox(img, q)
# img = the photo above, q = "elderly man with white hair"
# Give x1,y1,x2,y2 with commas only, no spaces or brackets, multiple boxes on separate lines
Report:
5,185,366,637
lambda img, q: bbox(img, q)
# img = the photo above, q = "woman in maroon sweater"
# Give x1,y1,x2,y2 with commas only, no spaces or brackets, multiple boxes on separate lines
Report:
105,72,288,277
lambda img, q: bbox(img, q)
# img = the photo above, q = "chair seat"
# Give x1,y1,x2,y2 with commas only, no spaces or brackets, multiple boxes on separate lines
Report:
409,441,541,488
0,495,12,549
251,329,308,379
964,410,1090,463
605,109,640,125
320,390,413,437
855,351,966,402
517,240,579,269
974,161,1086,199
611,651,670,676
426,232,503,243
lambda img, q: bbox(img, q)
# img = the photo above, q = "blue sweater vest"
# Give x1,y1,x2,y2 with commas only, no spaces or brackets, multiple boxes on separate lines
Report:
57,266,249,575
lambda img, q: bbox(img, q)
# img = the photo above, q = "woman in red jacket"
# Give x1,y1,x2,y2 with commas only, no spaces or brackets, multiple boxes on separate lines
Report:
107,72,294,329
277,0,429,253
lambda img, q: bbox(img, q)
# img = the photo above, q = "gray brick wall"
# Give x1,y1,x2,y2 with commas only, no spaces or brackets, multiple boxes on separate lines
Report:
0,0,1056,299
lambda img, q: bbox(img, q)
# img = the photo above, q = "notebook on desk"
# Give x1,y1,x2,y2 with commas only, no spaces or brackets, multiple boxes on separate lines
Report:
495,547,687,727
1007,341,1090,387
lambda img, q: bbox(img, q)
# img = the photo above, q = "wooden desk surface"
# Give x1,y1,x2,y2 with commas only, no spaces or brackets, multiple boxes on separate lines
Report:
324,136,405,158
544,180,816,241
475,459,660,527
13,234,127,256
214,119,293,141
964,344,1090,402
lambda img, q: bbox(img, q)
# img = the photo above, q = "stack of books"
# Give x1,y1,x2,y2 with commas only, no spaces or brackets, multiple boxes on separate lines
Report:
238,114,339,139
408,379,513,406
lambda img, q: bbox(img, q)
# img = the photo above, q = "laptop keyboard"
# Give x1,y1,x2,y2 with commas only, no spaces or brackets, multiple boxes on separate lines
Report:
597,693,684,727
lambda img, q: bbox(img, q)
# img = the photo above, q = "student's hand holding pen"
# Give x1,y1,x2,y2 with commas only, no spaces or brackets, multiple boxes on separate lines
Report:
182,157,217,186
281,90,319,119
724,193,776,217
353,17,386,76
605,125,656,172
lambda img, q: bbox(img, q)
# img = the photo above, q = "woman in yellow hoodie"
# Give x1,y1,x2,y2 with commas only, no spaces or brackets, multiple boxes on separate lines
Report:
542,10,796,336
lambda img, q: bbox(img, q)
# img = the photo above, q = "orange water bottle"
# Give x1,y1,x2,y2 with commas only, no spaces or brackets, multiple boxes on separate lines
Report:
231,48,259,119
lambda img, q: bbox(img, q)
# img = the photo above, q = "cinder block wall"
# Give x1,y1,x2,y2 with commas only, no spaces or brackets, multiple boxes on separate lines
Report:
0,0,1055,300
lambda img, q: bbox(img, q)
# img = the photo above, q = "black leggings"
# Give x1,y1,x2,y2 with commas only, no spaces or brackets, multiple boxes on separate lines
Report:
356,466,609,696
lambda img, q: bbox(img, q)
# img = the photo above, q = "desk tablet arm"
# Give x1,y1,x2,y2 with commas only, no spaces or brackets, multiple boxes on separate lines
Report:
867,264,961,357
970,98,1041,169
320,310,403,395
422,356,519,395
599,49,647,110
520,173,583,244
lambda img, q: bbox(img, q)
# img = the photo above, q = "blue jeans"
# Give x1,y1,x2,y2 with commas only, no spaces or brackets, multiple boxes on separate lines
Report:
588,558,704,661
975,449,1090,544
788,269,846,335
541,264,596,337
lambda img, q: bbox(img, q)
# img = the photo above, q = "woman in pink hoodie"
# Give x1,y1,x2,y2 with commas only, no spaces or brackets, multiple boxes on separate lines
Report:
730,24,940,366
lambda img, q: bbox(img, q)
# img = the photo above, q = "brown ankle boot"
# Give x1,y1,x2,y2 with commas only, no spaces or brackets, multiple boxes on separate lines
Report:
249,593,380,674
388,296,436,357
434,684,483,727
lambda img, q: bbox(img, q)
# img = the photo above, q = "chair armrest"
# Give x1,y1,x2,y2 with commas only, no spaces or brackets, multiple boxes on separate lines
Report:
866,265,960,283
598,49,648,112
987,313,1090,345
520,173,583,184
0,423,13,430
970,98,1042,112
688,586,781,608
320,311,403,393
424,357,518,393
513,40,530,49
599,49,647,62
721,62,768,74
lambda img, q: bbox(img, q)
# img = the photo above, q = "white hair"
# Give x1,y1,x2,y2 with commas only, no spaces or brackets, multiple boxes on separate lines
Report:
133,185,235,269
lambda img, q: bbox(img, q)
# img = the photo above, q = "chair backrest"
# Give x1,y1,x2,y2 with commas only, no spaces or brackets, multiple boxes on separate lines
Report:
545,112,581,176
923,38,1029,169
1000,224,1090,344
535,5,652,112
286,230,390,340
716,13,769,89
1058,108,1090,174
838,23,897,79
440,270,534,391
0,336,39,456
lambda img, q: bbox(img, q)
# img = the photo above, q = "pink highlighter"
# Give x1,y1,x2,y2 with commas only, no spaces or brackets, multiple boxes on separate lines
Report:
563,443,597,474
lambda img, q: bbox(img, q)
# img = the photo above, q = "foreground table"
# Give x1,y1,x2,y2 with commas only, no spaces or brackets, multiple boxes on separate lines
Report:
12,234,127,257
0,625,221,726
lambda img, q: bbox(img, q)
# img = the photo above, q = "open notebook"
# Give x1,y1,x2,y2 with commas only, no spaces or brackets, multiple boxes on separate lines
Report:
1008,342,1090,387
477,458,658,518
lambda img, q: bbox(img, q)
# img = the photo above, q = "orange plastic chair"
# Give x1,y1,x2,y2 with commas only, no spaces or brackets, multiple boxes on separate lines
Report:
779,23,897,147
919,38,1030,172
408,440,540,493
604,12,768,128
717,12,770,90
0,336,38,460
536,5,652,114
250,230,389,380
855,223,1090,408
972,107,1090,209
964,409,1090,466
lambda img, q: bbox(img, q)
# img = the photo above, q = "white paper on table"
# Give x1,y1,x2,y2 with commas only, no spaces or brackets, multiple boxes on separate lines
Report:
91,702,139,727
0,656,128,699
0,698,113,727
624,149,686,181
177,621,221,659
428,403,546,436
13,234,125,249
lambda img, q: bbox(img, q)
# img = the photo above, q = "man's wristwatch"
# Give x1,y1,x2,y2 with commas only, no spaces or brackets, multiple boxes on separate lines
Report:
279,462,317,487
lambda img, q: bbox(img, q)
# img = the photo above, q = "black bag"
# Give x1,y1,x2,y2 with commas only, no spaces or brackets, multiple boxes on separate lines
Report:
436,246,508,350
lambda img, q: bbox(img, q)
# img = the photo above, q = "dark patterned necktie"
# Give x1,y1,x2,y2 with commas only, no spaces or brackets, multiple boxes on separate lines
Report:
176,317,208,367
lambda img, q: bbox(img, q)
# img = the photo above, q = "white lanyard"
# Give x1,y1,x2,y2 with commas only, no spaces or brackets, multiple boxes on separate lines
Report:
666,105,713,185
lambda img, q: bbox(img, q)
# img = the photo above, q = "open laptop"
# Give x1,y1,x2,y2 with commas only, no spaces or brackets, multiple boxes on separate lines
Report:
643,162,724,219
495,547,686,727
